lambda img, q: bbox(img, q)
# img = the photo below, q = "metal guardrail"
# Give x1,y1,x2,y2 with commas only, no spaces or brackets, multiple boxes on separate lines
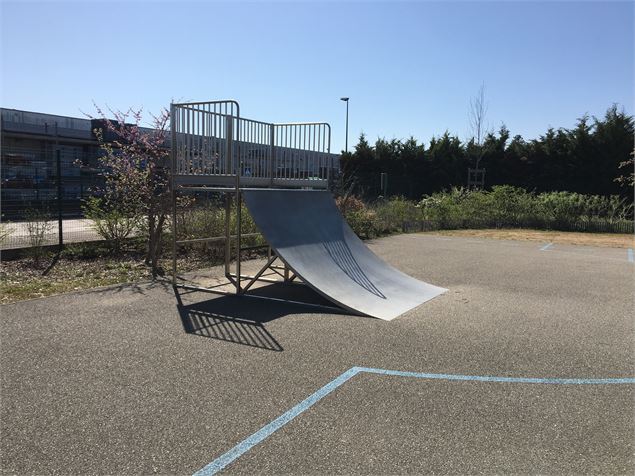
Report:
171,101,332,186
272,122,331,181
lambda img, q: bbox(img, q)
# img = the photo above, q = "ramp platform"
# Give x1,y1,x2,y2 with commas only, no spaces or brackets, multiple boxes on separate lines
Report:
243,189,447,320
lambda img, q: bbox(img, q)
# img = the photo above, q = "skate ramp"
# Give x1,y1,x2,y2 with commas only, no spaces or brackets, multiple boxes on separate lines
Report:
242,189,447,320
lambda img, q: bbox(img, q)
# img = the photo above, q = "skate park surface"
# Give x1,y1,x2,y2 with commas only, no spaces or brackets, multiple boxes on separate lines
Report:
1,233,634,474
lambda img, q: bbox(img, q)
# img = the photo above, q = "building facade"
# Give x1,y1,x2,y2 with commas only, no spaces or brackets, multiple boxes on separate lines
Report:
1,108,340,221
1,108,104,219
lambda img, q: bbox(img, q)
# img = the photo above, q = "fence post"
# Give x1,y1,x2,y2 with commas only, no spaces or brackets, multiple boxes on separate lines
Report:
56,148,63,250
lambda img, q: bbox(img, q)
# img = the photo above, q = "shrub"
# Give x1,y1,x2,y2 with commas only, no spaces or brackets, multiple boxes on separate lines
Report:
345,209,379,239
416,186,633,232
83,197,140,252
173,198,265,256
0,223,12,245
24,208,54,264
537,191,633,223
419,187,468,228
335,195,366,215
373,196,422,233
487,185,537,227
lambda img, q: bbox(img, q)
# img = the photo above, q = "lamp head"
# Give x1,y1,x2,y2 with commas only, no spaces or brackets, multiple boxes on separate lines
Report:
340,97,349,102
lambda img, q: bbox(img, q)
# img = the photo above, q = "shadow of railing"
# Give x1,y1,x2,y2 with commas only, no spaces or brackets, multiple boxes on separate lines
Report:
174,282,351,351
179,305,283,351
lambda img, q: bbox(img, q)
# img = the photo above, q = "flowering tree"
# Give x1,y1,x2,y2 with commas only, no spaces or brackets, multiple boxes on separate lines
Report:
89,105,171,277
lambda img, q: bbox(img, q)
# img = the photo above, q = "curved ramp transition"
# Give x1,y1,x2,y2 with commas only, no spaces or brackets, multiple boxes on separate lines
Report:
243,189,447,320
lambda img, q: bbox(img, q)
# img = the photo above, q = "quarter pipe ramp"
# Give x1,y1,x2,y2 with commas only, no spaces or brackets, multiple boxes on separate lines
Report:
242,189,446,320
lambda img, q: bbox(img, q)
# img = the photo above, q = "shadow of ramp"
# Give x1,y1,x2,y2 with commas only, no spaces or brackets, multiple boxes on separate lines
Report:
176,283,351,351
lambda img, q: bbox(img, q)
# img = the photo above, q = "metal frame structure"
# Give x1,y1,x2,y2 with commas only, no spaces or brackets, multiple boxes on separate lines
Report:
170,99,336,308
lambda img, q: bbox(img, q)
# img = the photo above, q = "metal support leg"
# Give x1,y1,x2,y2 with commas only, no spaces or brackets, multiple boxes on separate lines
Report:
224,192,231,279
170,103,178,285
241,254,278,293
171,188,177,285
236,190,242,294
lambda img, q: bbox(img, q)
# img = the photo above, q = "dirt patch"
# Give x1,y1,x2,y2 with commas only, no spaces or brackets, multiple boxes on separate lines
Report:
425,228,634,248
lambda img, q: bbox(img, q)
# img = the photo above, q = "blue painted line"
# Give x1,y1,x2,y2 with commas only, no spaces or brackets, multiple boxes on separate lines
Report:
540,242,554,251
628,248,634,263
359,367,635,385
193,367,635,475
193,367,363,476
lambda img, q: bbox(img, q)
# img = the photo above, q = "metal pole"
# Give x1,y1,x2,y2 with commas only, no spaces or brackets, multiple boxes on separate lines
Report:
226,116,241,294
56,148,63,250
224,192,231,278
340,97,349,153
170,104,178,285
345,100,349,153
236,189,242,294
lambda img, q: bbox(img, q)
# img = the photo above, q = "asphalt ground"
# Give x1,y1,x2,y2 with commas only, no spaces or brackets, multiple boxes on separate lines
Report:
1,234,633,475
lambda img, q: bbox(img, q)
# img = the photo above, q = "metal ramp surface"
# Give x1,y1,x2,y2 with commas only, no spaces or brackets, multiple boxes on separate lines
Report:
243,189,447,320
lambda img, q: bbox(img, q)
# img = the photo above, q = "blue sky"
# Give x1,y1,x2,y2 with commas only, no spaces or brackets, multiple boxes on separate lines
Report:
1,1,633,152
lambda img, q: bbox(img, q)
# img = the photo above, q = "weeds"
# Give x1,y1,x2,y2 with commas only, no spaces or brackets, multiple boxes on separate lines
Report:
24,209,54,265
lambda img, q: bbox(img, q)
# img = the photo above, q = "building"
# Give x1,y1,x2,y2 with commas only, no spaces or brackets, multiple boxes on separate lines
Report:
1,107,340,221
1,108,104,219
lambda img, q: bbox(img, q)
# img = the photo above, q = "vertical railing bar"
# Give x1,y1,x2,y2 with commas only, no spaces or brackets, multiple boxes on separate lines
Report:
186,107,191,174
326,123,331,182
312,124,316,178
182,106,187,173
322,124,326,179
254,121,257,177
201,111,205,173
321,122,325,179
296,125,300,179
194,110,198,173
319,124,323,178
269,123,275,184
316,124,320,178
211,109,216,173
181,108,185,174
284,126,287,179
286,126,289,179
277,125,281,178
195,110,199,173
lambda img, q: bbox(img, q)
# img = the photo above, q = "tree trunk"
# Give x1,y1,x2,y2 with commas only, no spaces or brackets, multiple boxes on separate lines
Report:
145,213,155,266
148,213,166,278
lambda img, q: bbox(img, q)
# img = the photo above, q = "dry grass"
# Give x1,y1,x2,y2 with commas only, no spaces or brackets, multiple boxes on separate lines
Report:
0,243,266,305
425,228,634,248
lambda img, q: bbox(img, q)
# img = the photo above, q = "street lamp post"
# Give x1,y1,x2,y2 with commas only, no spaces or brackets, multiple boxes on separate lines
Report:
340,97,349,153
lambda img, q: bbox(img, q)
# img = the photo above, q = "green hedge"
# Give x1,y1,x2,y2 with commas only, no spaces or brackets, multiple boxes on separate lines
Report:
339,186,634,237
